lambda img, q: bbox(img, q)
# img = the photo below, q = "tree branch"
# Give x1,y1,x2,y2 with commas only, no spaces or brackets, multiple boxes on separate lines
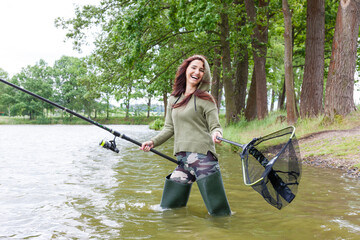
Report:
148,47,196,85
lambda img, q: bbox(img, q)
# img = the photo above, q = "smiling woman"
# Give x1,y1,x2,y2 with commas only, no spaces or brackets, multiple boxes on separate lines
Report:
0,0,98,77
140,55,231,216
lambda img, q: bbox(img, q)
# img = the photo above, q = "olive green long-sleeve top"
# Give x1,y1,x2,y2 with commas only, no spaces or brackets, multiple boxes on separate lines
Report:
151,94,222,156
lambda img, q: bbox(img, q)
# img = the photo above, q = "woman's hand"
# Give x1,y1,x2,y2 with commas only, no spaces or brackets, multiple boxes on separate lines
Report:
212,132,222,144
140,140,154,152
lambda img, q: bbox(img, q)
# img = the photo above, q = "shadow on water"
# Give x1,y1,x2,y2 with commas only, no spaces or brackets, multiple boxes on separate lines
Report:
0,125,359,239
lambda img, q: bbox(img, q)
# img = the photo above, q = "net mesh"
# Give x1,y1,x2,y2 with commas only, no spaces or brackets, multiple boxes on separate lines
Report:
241,126,301,209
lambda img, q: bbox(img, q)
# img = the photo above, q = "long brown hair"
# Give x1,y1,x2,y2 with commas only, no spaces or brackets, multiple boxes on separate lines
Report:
171,55,215,108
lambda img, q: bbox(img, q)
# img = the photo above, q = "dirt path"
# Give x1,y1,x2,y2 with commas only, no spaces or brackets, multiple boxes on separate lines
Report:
299,126,360,179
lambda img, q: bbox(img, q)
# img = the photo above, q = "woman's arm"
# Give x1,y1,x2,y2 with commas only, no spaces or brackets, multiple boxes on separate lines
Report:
140,98,174,152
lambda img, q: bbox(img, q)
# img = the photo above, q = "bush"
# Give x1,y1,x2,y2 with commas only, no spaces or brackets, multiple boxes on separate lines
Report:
149,118,164,130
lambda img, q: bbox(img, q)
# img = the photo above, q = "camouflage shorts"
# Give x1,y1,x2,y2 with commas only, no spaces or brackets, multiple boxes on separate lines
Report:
169,151,220,184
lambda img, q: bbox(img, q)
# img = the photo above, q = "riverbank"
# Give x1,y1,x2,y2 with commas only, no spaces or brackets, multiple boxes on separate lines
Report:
299,126,360,179
0,115,161,125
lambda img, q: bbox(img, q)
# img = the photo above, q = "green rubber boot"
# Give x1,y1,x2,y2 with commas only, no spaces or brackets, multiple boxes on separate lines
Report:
196,171,231,216
160,175,192,208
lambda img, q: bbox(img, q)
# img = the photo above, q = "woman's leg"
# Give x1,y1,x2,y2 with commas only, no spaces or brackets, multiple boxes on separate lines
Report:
192,152,231,216
160,153,195,208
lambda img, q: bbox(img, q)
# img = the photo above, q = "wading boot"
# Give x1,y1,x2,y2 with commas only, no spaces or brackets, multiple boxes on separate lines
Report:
196,171,231,216
160,174,192,208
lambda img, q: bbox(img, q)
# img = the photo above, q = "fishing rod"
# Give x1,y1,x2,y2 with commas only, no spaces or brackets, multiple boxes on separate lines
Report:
0,78,179,165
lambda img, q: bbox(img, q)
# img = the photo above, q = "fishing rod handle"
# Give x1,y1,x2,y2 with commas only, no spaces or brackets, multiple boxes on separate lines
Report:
121,134,179,165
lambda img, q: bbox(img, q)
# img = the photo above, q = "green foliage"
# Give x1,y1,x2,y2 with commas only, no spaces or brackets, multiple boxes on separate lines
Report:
1,0,357,125
0,56,110,120
10,60,54,119
149,118,165,130
0,69,11,115
0,68,8,79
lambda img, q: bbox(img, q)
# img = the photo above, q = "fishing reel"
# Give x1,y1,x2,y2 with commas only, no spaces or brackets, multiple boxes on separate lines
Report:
99,137,119,153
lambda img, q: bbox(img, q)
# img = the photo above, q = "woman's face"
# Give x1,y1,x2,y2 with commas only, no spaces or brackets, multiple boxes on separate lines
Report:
185,59,204,88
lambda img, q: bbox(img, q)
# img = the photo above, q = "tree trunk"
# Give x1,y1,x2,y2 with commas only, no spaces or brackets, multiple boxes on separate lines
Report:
234,49,248,115
270,89,275,111
220,5,238,124
125,99,130,119
300,0,325,118
234,0,249,116
278,79,286,110
147,97,151,118
324,0,359,119
211,48,223,111
245,68,257,121
282,0,297,125
106,99,110,120
244,0,269,120
163,92,168,118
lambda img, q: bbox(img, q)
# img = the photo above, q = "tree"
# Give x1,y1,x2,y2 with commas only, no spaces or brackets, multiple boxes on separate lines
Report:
324,0,360,119
211,48,223,111
220,1,238,124
244,68,257,120
233,0,250,117
0,69,13,116
300,0,325,118
244,0,270,120
13,60,54,119
55,0,360,124
282,0,297,124
52,56,91,117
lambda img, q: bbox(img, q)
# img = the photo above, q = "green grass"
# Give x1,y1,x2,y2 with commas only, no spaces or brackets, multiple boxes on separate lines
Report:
302,136,360,158
220,109,360,144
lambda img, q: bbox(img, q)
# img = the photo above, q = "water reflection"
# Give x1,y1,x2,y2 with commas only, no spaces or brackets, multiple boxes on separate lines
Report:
0,125,359,239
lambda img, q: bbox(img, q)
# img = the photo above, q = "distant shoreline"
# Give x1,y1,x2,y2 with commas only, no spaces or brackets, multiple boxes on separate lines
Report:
0,116,162,125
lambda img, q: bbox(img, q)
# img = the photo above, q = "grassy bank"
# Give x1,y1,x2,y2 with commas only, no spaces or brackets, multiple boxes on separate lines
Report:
220,108,360,172
221,108,360,146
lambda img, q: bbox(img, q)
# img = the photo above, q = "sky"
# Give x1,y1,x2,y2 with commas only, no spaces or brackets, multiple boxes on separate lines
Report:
0,0,99,77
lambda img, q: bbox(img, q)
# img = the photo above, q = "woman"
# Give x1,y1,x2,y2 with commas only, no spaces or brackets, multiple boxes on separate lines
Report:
140,55,231,216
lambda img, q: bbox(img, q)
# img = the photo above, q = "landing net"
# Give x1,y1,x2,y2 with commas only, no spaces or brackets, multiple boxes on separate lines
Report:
241,126,301,209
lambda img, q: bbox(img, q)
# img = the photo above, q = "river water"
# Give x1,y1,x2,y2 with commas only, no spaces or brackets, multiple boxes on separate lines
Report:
0,125,359,239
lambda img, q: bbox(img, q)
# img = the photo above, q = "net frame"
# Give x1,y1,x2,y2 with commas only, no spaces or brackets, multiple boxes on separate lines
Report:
219,126,301,209
240,126,301,209
241,126,296,186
